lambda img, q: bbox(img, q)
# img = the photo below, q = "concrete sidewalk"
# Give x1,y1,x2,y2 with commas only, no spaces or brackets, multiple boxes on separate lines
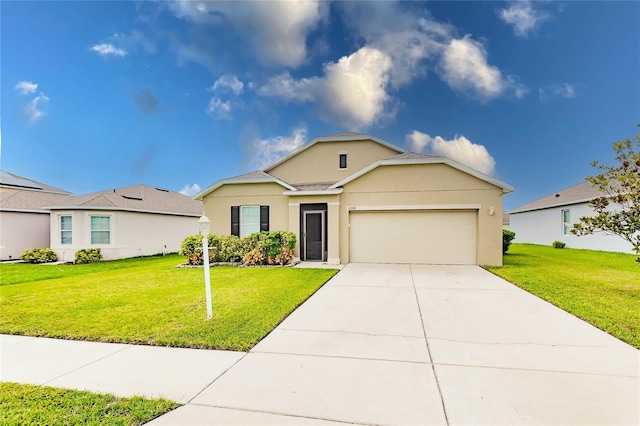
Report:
2,264,639,425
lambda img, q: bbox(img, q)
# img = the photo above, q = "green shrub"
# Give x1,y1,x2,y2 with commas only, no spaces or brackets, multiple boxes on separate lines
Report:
75,248,103,264
552,240,566,249
503,230,516,254
180,231,297,266
19,248,58,264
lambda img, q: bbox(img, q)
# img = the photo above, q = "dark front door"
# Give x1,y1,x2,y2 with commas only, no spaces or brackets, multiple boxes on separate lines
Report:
304,211,324,261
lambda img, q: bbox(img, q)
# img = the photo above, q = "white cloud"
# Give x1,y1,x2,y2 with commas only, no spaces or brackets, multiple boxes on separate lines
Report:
14,81,38,95
406,130,496,175
248,125,308,168
90,43,127,57
25,92,50,123
338,3,452,87
169,0,326,67
259,47,392,129
206,97,232,120
498,1,550,38
210,75,244,95
439,36,524,103
179,183,201,197
539,83,576,102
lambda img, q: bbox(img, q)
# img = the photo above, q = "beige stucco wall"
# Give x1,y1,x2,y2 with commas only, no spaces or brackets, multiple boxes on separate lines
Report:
49,210,199,261
339,163,505,266
0,211,51,260
200,163,506,266
267,140,400,185
202,182,290,236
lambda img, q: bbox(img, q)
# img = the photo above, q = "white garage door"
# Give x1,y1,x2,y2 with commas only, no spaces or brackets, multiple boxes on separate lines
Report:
350,210,477,264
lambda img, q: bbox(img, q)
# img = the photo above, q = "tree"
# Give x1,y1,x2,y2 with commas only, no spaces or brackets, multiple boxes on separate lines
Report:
571,133,640,261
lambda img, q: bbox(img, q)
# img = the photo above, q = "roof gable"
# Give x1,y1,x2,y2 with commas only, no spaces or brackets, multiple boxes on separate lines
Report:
194,171,296,200
263,133,404,173
330,156,514,193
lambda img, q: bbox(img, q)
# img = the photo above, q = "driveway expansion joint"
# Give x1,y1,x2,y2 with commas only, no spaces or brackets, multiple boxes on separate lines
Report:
247,350,432,365
42,343,133,386
426,336,622,348
186,352,249,404
279,327,424,339
188,403,375,425
410,264,451,426
432,361,640,379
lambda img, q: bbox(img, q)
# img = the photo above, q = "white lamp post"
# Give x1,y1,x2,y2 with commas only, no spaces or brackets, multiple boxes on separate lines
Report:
198,215,213,319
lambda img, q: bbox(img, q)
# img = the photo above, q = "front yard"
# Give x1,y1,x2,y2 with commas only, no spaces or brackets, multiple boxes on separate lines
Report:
0,255,337,351
485,243,639,349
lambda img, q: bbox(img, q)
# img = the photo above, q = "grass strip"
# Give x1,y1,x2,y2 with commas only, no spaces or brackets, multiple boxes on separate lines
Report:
0,382,178,425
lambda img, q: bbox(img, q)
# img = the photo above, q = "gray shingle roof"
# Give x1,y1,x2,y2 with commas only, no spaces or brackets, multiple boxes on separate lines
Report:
510,181,601,213
0,171,70,194
387,152,437,160
224,170,275,182
293,182,337,191
46,185,202,216
0,171,71,212
0,190,71,212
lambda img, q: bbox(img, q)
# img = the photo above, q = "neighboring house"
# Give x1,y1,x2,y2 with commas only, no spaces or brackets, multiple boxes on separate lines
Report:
46,185,202,261
509,181,633,253
0,171,71,260
195,133,513,266
503,213,510,230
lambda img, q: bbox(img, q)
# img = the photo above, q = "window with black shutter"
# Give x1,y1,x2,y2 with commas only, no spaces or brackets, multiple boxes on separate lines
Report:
231,205,269,236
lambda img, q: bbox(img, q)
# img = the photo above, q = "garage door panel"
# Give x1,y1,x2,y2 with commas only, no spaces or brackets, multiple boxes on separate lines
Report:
350,211,477,265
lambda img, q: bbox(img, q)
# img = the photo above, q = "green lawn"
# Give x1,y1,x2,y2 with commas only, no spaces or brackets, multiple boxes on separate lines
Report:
484,244,640,349
0,255,337,351
0,255,175,286
0,382,178,425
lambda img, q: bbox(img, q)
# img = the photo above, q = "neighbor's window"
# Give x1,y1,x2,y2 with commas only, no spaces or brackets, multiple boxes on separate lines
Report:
60,215,72,244
91,215,111,244
339,153,347,169
240,206,260,237
562,209,571,235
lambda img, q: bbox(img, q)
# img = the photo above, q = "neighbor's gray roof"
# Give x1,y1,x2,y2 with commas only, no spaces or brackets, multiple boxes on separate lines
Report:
0,171,71,212
46,184,202,216
0,171,70,194
510,181,602,214
0,190,71,213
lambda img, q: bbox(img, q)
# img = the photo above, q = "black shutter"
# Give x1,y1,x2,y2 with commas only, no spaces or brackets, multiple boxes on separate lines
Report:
260,206,269,232
231,206,240,237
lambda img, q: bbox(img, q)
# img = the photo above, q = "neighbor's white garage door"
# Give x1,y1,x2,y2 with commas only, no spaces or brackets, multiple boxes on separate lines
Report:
349,210,477,264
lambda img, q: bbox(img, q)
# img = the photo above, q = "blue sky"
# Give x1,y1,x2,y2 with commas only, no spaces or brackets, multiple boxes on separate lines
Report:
2,1,638,210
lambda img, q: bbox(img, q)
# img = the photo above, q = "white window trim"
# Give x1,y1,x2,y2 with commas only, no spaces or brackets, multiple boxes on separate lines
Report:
240,205,260,238
90,214,112,245
60,214,72,245
562,209,571,235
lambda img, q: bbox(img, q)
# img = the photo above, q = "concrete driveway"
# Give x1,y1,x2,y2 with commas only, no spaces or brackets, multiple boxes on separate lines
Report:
153,263,640,425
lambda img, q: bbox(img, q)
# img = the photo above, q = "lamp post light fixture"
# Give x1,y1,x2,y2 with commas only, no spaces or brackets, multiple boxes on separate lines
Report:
198,215,213,319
